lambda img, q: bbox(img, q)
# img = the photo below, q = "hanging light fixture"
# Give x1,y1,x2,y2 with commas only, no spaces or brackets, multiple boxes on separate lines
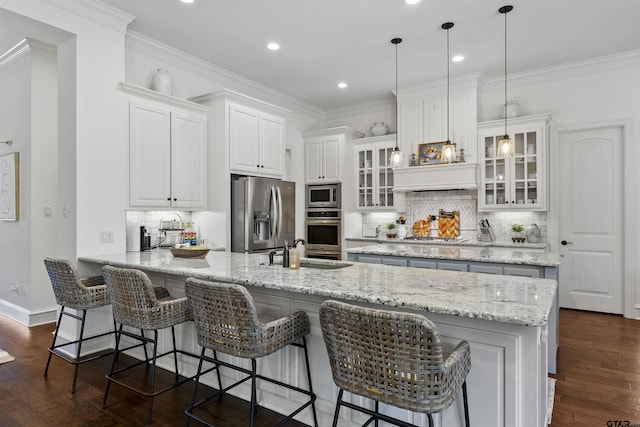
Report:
441,22,456,164
390,37,403,168
497,5,514,159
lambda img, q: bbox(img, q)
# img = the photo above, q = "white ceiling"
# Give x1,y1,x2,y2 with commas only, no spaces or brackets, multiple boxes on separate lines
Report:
7,0,640,111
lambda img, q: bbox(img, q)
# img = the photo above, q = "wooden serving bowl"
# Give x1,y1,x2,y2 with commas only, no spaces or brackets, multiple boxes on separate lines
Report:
169,247,210,259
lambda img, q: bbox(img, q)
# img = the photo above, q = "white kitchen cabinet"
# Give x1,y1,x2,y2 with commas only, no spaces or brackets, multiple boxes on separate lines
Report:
354,135,404,210
122,82,208,210
478,114,550,211
229,103,285,178
303,127,364,184
397,75,479,168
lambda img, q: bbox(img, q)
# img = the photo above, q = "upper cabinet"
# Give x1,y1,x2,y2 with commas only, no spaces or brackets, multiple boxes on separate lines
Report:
478,114,550,211
229,103,285,177
354,135,405,211
303,127,364,184
121,83,208,210
393,75,479,192
398,75,479,167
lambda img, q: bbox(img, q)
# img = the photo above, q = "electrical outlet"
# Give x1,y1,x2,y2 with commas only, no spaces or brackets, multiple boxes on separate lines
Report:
100,231,113,243
63,204,70,218
43,206,52,217
10,283,18,295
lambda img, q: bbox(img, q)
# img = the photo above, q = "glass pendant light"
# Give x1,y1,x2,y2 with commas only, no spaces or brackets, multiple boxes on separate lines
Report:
496,5,514,159
441,22,456,163
390,37,403,168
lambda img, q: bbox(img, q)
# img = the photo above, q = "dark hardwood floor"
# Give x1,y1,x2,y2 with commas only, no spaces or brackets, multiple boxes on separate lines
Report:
2,308,640,426
550,309,640,426
0,315,308,427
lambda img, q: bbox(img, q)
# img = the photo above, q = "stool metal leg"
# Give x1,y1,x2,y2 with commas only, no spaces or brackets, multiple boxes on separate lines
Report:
332,389,344,427
71,309,88,393
249,358,258,427
462,381,470,427
301,337,319,427
103,323,124,409
44,306,65,378
171,325,179,376
147,329,159,426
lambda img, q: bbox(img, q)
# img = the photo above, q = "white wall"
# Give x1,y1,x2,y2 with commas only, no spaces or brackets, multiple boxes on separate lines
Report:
0,41,31,314
0,0,131,324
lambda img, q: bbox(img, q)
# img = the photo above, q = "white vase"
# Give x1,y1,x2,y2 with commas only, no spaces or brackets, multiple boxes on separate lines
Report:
526,224,541,243
150,68,172,95
370,122,389,136
505,100,520,117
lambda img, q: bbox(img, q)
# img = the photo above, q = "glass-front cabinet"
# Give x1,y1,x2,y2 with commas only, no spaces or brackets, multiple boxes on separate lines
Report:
354,135,401,210
478,114,550,211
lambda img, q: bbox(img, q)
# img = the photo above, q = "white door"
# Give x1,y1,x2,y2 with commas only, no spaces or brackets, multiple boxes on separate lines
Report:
558,126,623,313
229,104,260,173
260,112,284,177
171,110,206,209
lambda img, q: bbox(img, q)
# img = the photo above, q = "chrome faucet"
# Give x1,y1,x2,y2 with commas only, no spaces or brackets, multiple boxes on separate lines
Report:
293,238,305,248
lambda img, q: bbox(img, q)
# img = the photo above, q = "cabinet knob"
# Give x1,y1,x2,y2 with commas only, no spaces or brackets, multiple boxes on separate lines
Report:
261,165,264,168
173,198,177,201
166,197,171,201
561,240,573,246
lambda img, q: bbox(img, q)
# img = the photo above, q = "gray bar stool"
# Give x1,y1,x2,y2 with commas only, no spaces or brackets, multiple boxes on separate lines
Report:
102,265,196,426
183,277,318,427
43,258,115,393
319,300,471,427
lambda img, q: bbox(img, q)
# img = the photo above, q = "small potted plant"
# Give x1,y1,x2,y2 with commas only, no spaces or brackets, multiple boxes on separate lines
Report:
511,224,525,242
386,222,397,238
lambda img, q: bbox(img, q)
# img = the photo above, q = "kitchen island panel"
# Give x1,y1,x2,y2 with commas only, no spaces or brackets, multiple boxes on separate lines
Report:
78,251,554,427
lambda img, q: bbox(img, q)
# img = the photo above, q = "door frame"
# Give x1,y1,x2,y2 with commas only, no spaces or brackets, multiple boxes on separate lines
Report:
549,119,635,318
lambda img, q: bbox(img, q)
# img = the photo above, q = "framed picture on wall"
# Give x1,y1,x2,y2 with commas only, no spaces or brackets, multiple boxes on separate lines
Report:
0,152,19,221
418,142,446,166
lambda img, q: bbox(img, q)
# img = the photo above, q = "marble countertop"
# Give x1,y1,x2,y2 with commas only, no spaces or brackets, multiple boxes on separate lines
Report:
347,243,560,267
346,236,549,250
79,249,556,327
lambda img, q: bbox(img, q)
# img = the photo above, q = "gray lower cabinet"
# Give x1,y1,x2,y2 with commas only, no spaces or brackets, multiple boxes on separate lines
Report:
348,253,553,278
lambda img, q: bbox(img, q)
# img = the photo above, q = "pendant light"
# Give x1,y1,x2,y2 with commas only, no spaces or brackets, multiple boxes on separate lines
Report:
497,5,514,159
390,37,403,168
441,22,456,164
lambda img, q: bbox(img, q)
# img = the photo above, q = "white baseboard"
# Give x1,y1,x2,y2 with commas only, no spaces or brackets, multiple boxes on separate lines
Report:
0,299,57,326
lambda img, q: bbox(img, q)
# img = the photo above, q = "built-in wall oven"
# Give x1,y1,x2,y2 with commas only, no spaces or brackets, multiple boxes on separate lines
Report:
305,210,342,260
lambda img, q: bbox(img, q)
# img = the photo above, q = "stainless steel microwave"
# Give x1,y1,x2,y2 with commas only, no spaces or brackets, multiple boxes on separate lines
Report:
306,184,341,209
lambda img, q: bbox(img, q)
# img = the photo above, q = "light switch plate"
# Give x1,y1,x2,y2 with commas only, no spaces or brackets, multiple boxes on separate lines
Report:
100,231,113,243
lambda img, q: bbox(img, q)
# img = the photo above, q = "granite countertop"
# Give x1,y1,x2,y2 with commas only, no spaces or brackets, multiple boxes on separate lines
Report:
79,249,556,327
346,236,549,250
347,243,560,267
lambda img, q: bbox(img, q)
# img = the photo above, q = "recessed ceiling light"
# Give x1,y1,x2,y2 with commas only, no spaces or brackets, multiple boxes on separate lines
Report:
267,42,280,51
180,0,194,3
337,82,348,89
404,0,421,4
452,55,465,62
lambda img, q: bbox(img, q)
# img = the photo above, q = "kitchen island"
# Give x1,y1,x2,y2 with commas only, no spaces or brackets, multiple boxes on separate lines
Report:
79,250,556,427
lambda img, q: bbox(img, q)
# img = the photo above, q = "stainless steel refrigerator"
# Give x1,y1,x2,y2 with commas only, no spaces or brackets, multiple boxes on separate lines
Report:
231,175,295,253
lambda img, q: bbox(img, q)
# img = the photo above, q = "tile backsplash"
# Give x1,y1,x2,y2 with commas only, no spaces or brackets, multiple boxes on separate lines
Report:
362,190,548,243
126,210,193,241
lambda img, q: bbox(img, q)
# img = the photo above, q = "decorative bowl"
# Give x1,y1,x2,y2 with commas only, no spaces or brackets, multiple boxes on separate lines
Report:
170,247,209,259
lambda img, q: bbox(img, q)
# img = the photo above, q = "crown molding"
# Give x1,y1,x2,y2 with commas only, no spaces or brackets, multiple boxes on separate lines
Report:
190,89,291,116
39,0,134,34
481,49,640,90
118,82,210,113
126,31,324,121
0,39,30,73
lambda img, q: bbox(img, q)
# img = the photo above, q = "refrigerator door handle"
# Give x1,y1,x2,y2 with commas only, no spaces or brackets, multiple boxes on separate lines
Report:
270,186,278,239
276,186,283,241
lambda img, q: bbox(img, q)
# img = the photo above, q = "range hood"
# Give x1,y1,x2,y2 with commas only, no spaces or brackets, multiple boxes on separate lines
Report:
393,162,478,192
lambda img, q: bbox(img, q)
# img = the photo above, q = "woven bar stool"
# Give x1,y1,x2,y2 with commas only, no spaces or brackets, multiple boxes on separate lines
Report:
43,258,117,393
184,277,318,427
319,300,471,427
102,265,195,426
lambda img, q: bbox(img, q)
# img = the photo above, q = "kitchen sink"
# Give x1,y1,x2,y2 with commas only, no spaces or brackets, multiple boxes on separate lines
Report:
299,260,352,269
273,260,352,269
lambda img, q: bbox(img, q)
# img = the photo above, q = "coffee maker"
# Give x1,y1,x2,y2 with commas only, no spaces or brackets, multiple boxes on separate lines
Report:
126,223,152,251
